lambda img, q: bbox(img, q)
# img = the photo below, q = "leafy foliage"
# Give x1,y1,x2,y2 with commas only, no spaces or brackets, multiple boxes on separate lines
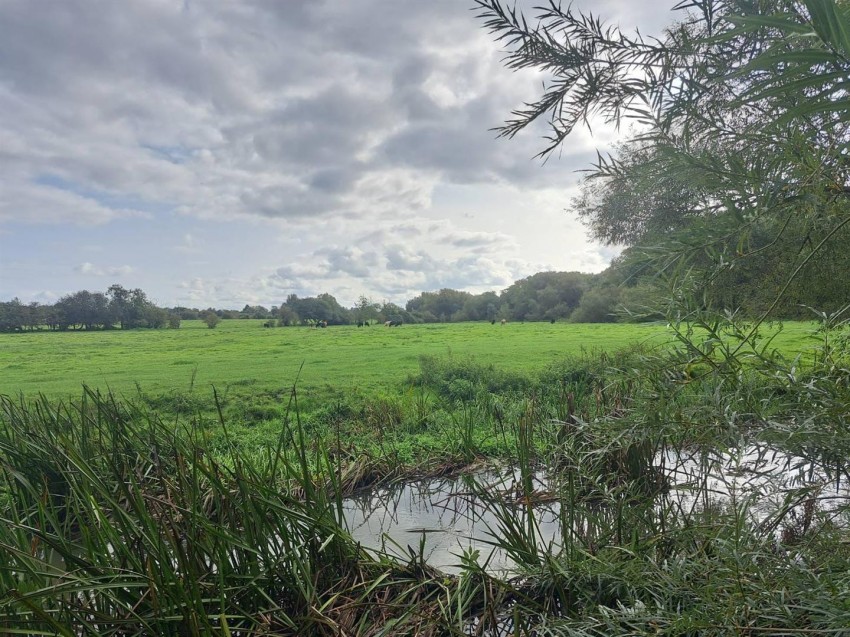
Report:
478,0,850,324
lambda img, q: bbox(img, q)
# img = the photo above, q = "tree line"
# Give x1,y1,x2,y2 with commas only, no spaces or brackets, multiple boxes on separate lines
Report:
5,247,850,333
0,271,605,333
0,285,176,333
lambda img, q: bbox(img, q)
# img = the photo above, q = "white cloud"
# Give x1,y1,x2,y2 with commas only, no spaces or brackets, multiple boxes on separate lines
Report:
75,262,135,277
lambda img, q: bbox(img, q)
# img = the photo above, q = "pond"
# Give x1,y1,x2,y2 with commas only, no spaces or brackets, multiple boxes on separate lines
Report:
343,468,561,575
342,445,850,575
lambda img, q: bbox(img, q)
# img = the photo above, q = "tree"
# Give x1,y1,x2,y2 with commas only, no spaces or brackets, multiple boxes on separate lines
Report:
570,286,620,323
572,141,708,246
277,305,300,326
500,272,589,321
406,289,472,322
353,295,381,325
240,304,271,319
107,284,132,328
457,291,501,322
0,298,25,332
282,293,350,325
477,0,850,323
56,290,111,330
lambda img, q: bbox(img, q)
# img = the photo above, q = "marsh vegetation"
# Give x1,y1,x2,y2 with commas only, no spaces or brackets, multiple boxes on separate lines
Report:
1,311,849,634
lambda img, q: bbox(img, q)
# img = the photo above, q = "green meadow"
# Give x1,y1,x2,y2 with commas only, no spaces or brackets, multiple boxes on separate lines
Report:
0,319,821,402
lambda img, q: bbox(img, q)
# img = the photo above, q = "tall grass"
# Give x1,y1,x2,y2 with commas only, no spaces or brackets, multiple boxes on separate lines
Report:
0,389,456,635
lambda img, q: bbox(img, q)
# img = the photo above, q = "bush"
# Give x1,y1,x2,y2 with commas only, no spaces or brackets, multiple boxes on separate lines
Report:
415,355,531,401
203,311,221,329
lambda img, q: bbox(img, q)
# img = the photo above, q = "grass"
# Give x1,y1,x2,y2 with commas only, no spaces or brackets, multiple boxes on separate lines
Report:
1,315,848,634
0,319,822,403
1,314,848,633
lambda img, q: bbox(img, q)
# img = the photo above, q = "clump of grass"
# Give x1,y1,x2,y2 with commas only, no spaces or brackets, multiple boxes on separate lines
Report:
416,354,533,402
0,388,460,635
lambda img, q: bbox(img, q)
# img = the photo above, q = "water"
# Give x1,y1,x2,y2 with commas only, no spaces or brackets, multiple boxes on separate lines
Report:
342,445,850,575
343,469,562,574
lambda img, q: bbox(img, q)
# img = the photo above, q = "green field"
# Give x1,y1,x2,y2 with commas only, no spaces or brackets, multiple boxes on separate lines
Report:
0,319,821,401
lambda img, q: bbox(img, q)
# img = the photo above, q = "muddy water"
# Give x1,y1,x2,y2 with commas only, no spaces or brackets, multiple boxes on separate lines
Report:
342,446,850,575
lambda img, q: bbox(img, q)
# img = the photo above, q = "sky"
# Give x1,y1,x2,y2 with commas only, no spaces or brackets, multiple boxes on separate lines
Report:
0,0,675,309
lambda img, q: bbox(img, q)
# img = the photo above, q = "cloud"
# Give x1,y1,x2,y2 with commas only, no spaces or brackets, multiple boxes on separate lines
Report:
0,0,607,229
173,233,202,254
75,262,135,277
0,0,674,307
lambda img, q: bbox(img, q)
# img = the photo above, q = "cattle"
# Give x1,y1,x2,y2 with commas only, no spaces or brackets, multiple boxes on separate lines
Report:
500,319,507,325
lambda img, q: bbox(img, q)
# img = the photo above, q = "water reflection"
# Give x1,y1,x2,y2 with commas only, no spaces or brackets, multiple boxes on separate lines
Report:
342,470,562,574
342,445,850,575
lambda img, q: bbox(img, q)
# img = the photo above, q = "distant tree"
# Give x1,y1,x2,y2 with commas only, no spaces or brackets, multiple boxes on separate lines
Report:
167,314,181,329
570,287,620,324
277,305,300,326
380,302,415,324
24,302,46,331
0,298,25,332
106,284,164,329
106,284,132,328
240,304,271,319
456,291,501,322
142,306,168,329
353,295,381,325
500,272,589,321
282,293,351,325
56,290,111,330
406,289,472,321
202,311,221,329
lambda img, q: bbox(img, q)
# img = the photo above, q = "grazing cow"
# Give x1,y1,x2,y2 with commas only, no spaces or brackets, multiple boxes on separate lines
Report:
490,319,496,325
500,319,507,325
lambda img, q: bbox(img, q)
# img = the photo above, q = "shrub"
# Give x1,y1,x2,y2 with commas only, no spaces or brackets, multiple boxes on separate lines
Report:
202,311,221,329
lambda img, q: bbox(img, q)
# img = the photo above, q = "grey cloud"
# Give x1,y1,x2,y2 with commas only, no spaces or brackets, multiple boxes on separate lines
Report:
309,168,360,195
1,0,672,308
316,246,381,279
272,245,380,283
0,0,632,228
0,181,140,225
444,231,510,248
384,245,439,272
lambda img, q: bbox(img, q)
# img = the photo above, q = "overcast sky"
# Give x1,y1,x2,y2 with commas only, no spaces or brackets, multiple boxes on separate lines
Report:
0,0,675,309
